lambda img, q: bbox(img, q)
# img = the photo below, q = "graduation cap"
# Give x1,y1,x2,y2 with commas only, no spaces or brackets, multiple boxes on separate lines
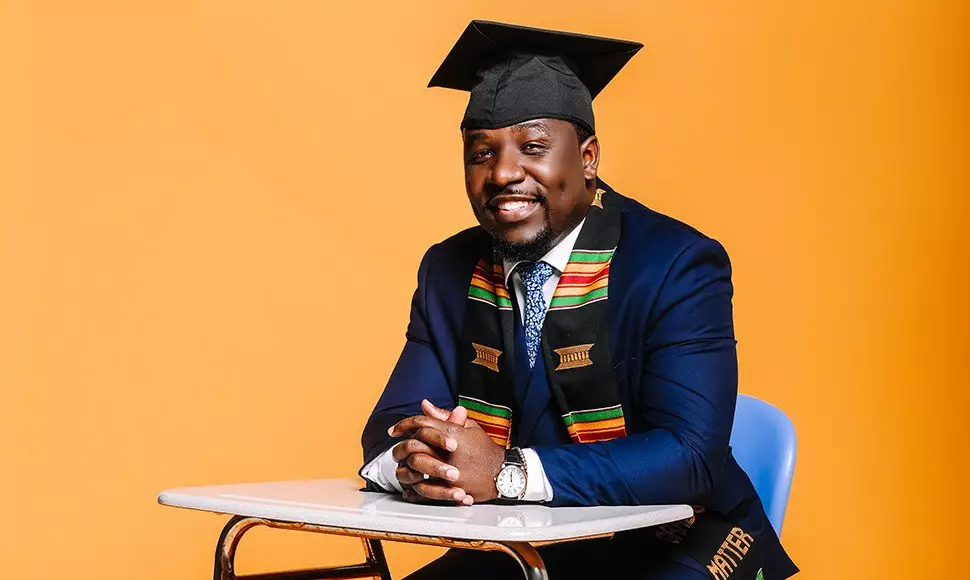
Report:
428,20,643,134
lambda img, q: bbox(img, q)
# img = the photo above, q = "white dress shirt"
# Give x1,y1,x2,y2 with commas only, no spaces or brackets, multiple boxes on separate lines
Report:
360,218,587,502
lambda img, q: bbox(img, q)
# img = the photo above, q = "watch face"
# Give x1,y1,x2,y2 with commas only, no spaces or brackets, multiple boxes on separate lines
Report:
496,465,526,498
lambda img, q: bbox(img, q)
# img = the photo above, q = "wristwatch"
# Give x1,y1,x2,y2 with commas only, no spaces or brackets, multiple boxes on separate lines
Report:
495,447,528,500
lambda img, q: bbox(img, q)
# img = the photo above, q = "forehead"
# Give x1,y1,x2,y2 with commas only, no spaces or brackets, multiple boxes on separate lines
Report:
463,118,572,144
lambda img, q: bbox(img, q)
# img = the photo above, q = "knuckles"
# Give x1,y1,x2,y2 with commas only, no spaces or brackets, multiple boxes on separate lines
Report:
415,416,458,434
415,427,441,444
406,454,422,469
397,416,460,439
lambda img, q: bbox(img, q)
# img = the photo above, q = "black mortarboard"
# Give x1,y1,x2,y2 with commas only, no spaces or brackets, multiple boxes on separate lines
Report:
428,20,643,134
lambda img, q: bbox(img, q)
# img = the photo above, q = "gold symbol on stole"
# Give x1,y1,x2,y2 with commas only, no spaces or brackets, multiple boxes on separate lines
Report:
471,343,502,372
591,188,605,209
553,343,594,370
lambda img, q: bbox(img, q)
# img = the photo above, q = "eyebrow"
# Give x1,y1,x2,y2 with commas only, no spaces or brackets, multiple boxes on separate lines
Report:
464,130,489,144
463,120,553,145
511,120,552,137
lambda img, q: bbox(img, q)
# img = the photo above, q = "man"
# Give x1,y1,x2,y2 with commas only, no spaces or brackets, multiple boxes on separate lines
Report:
358,20,798,580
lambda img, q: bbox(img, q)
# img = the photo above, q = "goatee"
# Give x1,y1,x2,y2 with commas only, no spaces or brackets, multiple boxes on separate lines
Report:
493,224,555,263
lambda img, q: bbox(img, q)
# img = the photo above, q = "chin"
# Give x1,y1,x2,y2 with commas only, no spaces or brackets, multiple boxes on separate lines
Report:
494,225,542,246
492,225,555,263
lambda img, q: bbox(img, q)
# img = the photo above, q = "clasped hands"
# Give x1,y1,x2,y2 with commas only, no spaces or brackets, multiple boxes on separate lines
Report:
387,399,506,506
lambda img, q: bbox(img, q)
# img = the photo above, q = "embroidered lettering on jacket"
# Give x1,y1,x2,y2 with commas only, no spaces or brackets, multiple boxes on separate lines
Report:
706,527,755,579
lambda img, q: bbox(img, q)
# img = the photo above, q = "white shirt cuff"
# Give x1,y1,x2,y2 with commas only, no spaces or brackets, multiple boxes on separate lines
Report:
360,443,403,493
521,447,554,502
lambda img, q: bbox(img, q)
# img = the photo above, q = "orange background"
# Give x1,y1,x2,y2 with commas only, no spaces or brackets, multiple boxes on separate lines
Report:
1,1,967,578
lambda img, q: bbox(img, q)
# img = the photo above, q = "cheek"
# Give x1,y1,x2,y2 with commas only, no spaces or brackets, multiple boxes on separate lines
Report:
546,150,582,189
464,167,485,198
527,158,564,195
538,154,586,225
539,158,576,202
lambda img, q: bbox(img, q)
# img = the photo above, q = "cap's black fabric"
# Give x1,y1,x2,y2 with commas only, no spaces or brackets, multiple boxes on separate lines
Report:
428,20,642,133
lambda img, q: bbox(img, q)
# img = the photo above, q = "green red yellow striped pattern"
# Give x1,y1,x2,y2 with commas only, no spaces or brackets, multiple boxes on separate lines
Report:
468,259,512,310
562,404,627,443
459,395,512,447
549,249,615,311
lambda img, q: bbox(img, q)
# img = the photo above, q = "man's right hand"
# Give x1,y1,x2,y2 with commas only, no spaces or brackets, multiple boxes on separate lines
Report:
390,400,473,505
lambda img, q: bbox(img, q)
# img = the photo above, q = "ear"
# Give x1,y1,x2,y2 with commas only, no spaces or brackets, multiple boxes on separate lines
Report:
580,135,600,182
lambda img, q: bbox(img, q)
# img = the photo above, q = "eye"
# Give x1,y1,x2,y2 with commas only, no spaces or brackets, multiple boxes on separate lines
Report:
522,142,547,154
468,149,493,164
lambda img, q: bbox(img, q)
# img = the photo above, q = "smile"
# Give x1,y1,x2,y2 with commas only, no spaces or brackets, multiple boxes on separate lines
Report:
489,198,541,224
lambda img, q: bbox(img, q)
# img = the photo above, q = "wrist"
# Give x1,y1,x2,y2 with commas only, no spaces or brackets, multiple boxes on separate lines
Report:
485,444,504,500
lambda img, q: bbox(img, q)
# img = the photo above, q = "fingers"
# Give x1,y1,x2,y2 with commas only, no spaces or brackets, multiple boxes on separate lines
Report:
420,399,468,427
403,482,475,505
388,415,458,440
394,450,459,486
402,488,441,504
391,438,443,463
395,464,430,486
420,399,451,421
389,421,458,454
449,405,468,426
408,451,460,481
394,453,461,485
413,426,459,452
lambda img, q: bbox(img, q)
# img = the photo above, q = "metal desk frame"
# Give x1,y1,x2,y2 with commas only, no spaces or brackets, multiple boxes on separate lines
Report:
214,515,613,580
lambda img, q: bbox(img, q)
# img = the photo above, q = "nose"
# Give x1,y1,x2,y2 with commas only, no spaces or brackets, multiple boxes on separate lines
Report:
488,147,525,189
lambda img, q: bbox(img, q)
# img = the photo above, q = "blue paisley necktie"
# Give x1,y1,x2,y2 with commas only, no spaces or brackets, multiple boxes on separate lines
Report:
518,261,555,369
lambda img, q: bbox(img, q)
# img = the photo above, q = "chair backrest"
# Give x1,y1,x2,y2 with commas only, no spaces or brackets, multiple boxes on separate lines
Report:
729,395,796,535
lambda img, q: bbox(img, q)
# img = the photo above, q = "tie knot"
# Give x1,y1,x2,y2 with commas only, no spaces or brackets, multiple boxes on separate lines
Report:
519,261,554,289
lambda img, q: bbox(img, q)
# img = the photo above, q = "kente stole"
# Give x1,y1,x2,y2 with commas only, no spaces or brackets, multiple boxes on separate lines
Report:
457,186,627,447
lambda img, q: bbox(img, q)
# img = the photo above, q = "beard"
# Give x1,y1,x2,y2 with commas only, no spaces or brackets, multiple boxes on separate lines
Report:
492,204,556,263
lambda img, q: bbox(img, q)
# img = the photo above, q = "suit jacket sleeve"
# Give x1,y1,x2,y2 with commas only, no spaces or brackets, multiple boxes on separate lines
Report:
531,237,739,507
358,246,457,489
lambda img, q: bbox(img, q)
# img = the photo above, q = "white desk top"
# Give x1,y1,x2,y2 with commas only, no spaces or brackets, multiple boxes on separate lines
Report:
158,479,693,543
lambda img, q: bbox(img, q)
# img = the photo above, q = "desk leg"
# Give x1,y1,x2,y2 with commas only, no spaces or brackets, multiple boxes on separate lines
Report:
492,542,549,580
213,516,392,580
361,537,391,580
214,515,257,580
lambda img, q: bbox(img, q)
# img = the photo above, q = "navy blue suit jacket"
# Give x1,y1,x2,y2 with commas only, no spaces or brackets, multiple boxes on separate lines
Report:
360,191,796,575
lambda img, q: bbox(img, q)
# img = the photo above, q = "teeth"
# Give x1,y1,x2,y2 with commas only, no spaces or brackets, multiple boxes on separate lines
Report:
498,200,531,211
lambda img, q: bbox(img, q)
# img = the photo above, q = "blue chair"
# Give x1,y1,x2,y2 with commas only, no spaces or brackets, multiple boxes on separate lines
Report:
729,395,796,535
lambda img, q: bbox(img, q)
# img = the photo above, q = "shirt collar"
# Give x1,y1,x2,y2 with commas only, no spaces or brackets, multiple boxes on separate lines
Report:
502,217,586,286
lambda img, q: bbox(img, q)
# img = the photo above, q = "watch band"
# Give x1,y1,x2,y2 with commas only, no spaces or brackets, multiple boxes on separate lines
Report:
504,447,524,468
